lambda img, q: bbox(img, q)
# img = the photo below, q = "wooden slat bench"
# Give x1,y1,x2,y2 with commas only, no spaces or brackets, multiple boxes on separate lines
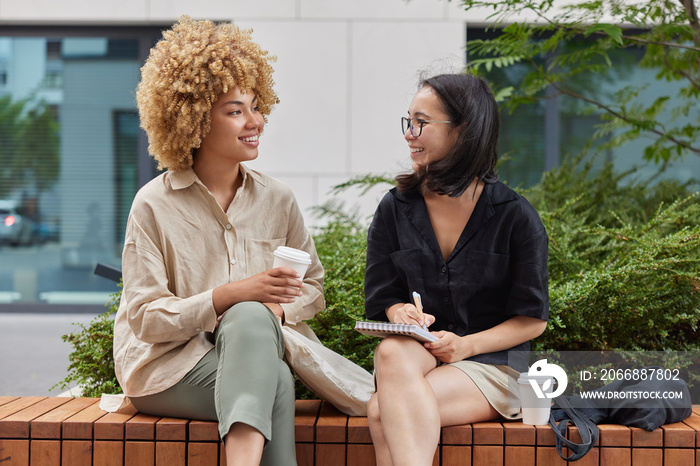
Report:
1,397,698,465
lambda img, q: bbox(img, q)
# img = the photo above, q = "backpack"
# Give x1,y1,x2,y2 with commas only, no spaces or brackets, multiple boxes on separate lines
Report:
548,367,693,461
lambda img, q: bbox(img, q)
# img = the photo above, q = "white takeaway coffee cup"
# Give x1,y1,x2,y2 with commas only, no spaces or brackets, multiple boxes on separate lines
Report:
517,373,554,425
272,246,312,278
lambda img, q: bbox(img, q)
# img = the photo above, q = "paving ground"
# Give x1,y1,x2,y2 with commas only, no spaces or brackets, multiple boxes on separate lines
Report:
0,313,96,396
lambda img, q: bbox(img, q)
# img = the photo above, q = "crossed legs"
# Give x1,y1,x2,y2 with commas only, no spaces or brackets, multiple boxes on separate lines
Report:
367,336,499,466
130,302,296,466
214,302,296,466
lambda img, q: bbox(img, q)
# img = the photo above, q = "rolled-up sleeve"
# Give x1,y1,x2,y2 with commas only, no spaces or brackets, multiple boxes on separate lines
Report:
120,216,218,344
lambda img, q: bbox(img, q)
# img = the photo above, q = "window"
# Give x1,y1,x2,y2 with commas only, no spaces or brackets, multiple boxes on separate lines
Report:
468,27,700,188
0,28,162,310
113,110,139,257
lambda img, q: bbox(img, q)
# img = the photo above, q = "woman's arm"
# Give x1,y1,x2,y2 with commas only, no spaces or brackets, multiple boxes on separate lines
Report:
212,268,304,317
425,316,547,363
121,238,218,344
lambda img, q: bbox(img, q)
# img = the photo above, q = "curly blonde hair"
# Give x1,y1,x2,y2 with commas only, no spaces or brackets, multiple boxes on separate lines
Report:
136,16,278,171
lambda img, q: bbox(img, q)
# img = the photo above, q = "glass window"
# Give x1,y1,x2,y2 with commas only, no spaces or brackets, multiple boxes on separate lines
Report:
113,110,139,257
468,28,700,188
0,31,160,311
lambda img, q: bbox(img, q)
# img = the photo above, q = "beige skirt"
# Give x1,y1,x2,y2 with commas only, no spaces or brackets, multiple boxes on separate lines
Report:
447,360,522,420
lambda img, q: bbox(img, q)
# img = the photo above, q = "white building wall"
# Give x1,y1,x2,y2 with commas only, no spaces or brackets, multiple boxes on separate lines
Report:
1,0,476,225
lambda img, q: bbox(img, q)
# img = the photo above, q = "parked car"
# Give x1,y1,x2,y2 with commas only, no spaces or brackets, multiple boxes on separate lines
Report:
0,200,34,246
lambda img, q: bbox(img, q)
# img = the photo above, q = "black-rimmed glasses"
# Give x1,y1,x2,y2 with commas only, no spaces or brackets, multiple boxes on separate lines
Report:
401,117,452,137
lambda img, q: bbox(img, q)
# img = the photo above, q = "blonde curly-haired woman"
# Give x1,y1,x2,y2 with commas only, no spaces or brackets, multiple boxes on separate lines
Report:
113,17,324,466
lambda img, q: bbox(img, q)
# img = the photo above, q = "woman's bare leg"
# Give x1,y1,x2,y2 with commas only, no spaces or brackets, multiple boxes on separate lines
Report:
367,394,394,466
371,336,440,466
370,337,503,466
224,423,265,466
425,365,499,426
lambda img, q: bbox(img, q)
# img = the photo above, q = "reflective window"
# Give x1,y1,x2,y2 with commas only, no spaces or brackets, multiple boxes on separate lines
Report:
469,28,700,188
0,31,160,311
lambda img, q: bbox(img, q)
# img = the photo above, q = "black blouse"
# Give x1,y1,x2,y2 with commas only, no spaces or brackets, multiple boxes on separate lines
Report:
364,182,549,371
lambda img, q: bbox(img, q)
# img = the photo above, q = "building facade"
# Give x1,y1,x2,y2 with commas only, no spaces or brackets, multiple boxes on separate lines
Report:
0,0,697,310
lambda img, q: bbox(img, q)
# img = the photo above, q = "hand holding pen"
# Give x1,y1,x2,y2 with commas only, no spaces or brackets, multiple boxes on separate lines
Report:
386,293,434,328
412,292,429,330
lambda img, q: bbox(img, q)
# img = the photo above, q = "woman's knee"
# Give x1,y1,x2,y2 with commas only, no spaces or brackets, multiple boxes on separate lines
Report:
216,302,281,347
366,393,381,426
217,302,277,336
374,336,420,368
220,301,274,327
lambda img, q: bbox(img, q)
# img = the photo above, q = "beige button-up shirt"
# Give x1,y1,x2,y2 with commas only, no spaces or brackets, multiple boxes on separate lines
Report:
114,165,325,397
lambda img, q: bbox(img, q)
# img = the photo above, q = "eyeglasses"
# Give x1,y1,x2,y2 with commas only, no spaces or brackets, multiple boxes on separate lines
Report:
401,117,452,137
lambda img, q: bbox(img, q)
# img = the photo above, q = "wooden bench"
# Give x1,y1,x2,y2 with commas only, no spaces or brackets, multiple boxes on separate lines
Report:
1,397,698,465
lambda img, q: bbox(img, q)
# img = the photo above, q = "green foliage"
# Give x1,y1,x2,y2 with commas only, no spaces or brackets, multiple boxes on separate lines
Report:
308,208,375,372
53,286,122,397
0,96,60,198
521,156,700,352
57,164,698,398
462,0,700,162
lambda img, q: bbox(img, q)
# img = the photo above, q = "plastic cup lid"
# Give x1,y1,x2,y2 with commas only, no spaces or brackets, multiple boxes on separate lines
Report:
273,246,311,264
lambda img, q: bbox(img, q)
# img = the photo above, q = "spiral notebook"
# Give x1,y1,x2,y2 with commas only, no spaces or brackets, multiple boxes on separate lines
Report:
354,321,437,342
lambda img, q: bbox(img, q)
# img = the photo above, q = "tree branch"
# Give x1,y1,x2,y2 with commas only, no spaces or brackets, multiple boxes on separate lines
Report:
615,32,700,52
535,63,700,156
661,48,700,91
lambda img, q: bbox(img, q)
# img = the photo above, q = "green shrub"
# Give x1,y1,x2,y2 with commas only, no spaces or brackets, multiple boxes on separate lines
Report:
308,210,375,372
53,286,122,397
56,161,699,398
522,157,700,352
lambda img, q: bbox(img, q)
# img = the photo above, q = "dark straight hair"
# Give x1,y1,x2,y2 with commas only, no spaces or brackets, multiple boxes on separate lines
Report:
396,73,500,197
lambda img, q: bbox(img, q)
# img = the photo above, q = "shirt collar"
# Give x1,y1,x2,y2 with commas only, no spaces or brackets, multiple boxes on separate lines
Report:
166,163,267,191
391,181,517,262
483,181,519,205
168,168,198,190
391,181,517,205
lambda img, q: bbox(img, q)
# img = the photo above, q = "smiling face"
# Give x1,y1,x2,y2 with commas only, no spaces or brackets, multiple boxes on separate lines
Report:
196,86,265,167
405,86,458,171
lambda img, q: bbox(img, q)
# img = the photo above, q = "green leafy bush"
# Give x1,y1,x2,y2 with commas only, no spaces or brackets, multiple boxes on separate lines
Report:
522,157,700,353
56,162,698,398
53,286,122,397
308,208,375,372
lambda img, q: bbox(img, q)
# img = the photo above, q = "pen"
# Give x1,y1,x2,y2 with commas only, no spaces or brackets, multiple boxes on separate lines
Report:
412,291,428,330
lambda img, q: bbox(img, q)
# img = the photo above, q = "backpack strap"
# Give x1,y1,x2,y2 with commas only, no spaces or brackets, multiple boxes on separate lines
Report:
548,396,600,461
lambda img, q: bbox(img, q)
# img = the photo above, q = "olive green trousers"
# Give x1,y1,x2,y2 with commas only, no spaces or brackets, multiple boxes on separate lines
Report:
130,301,296,466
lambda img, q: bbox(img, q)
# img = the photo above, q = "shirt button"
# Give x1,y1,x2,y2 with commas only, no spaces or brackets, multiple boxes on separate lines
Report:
225,224,232,230
443,297,449,303
448,324,454,330
441,266,447,273
230,259,236,265
195,327,201,332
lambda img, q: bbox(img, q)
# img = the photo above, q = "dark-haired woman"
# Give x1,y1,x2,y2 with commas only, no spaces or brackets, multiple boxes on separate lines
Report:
364,73,549,466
